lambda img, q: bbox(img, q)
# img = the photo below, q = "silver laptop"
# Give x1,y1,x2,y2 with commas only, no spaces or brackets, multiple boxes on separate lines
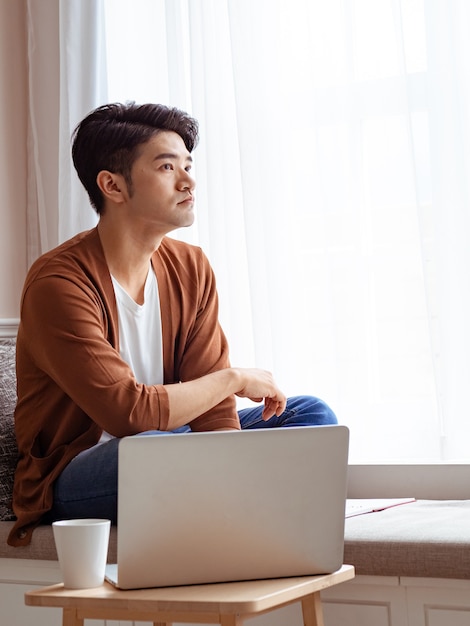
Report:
106,424,349,589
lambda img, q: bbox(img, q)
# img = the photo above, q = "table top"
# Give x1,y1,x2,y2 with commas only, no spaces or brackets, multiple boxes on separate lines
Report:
25,564,354,615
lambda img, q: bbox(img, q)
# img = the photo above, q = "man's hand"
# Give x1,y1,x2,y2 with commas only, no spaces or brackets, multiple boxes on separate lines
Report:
233,368,287,420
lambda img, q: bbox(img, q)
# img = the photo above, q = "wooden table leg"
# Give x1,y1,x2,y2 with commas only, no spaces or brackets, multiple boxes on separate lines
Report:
62,607,84,626
301,592,324,626
220,615,244,626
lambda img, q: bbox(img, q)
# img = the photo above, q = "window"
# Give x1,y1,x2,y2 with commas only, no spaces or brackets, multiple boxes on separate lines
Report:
103,0,470,462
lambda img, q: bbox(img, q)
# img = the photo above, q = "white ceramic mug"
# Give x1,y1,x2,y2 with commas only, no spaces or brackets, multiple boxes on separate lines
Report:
52,518,111,588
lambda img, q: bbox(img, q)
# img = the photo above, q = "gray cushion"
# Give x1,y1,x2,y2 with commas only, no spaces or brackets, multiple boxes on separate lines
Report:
0,521,118,561
1,500,469,579
0,338,18,521
344,499,470,579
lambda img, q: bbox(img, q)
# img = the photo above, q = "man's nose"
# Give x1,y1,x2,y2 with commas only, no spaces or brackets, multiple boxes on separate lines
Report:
179,169,196,191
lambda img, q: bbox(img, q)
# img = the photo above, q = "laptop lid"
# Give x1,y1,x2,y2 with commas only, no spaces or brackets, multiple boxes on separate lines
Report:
107,424,349,589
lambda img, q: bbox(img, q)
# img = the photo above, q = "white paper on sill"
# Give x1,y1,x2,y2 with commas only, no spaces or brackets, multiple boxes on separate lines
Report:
345,498,416,518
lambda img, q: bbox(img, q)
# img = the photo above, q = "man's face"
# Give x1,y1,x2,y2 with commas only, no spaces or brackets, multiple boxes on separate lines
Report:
125,130,196,234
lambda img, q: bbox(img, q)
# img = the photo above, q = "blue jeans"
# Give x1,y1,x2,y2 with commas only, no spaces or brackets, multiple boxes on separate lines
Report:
49,395,337,523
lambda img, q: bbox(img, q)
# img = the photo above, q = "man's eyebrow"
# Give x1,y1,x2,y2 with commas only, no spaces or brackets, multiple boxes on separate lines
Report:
154,152,193,162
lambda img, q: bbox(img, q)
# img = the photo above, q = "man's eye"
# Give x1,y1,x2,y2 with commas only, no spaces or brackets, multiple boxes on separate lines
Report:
162,163,173,170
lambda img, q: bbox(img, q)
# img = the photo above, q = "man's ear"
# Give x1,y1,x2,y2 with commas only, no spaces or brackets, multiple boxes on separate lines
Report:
96,170,128,204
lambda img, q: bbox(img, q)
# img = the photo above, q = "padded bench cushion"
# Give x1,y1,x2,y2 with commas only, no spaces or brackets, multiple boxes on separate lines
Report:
0,521,117,562
344,499,470,579
0,338,17,522
1,500,470,581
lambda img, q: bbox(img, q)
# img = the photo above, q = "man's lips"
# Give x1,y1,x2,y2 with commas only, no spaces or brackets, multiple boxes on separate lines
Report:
178,195,194,205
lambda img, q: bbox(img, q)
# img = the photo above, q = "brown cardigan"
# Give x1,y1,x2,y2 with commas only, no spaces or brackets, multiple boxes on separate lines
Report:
9,228,239,546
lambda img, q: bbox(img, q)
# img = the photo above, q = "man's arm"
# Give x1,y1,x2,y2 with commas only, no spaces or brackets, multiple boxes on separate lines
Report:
165,367,287,431
157,242,286,432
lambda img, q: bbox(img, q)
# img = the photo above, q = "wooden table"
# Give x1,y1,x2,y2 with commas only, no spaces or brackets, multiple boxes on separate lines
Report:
25,564,354,626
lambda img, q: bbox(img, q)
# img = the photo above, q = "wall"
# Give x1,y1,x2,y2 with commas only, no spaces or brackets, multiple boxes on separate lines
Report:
0,0,28,319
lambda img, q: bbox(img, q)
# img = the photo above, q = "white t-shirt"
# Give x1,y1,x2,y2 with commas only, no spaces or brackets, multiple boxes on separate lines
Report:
99,265,163,443
111,265,163,385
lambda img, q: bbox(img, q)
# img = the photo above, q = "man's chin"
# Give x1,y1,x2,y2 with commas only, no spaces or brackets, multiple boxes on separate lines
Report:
182,212,195,227
171,215,195,233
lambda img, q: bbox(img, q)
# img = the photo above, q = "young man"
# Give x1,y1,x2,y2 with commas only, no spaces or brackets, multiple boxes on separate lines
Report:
9,103,337,547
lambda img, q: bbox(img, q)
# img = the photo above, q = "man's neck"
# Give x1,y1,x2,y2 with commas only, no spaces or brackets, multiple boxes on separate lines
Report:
97,219,162,305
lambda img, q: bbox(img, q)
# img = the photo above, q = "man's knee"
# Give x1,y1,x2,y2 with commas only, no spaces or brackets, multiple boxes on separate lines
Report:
285,395,338,426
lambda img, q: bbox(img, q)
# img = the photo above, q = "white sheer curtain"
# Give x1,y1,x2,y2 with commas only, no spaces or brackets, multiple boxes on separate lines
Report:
58,0,108,241
26,0,60,264
106,0,470,461
425,1,470,461
25,0,106,264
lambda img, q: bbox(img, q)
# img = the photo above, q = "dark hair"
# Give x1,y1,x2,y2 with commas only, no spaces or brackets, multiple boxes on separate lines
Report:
71,102,199,214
